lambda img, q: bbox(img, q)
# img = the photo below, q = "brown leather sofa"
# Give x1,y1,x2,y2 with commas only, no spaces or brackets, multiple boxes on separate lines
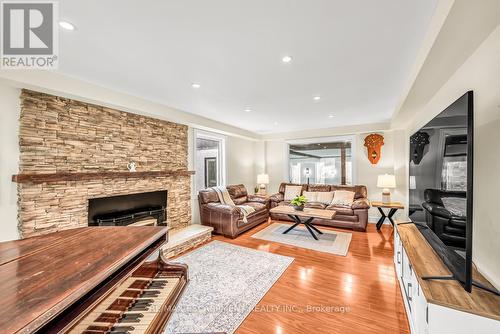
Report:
269,183,370,232
198,184,270,238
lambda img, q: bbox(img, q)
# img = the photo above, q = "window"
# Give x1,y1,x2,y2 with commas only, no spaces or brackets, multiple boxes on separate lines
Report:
441,134,467,191
288,137,354,185
194,130,226,193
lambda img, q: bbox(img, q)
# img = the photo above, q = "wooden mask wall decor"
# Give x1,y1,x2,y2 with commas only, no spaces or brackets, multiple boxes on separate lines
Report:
364,134,384,164
410,131,430,165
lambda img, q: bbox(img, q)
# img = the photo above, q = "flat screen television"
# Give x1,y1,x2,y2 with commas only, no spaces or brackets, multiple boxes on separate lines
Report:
408,91,474,292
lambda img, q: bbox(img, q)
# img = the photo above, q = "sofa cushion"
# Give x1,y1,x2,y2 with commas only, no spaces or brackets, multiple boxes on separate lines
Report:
227,184,248,199
326,205,354,216
233,196,248,205
284,185,303,200
303,191,334,204
305,202,327,209
198,189,220,204
269,192,284,203
303,191,318,202
244,201,267,213
331,190,355,206
316,191,335,204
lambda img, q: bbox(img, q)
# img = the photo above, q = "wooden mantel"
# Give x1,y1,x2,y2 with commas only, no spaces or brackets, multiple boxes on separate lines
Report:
12,170,195,184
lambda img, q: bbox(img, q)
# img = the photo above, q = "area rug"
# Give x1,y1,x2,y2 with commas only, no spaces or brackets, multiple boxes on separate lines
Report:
251,223,352,256
164,240,294,334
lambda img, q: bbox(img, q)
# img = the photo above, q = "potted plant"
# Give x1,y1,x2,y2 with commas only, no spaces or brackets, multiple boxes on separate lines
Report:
291,195,307,211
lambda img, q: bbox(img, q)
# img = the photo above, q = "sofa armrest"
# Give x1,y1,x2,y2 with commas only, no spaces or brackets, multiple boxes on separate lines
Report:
351,198,370,210
205,203,241,216
269,193,284,203
422,202,451,219
247,194,270,205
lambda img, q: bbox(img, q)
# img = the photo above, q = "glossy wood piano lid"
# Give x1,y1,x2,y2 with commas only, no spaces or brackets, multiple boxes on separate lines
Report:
0,226,168,334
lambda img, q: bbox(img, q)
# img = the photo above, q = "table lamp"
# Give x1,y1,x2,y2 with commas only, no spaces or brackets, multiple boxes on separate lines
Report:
257,174,269,195
377,174,396,204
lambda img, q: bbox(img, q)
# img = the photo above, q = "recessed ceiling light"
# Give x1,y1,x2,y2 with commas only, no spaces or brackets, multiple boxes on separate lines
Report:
328,114,334,118
59,21,75,31
313,96,321,101
273,121,278,125
191,83,201,89
282,56,292,63
244,108,252,113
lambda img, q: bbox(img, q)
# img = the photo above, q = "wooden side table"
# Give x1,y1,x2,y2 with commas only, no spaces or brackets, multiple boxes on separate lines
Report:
371,201,404,230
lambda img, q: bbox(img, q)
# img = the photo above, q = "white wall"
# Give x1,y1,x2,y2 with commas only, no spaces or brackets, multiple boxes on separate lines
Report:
264,140,288,194
394,24,500,289
355,131,405,219
226,136,257,192
0,85,20,242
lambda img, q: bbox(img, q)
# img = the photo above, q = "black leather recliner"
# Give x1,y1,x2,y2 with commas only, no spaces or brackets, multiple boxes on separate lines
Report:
421,189,467,248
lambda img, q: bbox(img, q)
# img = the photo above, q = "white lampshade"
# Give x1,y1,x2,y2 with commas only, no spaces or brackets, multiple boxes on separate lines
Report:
377,174,396,188
257,174,269,184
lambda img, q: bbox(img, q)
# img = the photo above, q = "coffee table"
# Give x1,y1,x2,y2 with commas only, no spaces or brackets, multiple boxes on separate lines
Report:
269,206,336,240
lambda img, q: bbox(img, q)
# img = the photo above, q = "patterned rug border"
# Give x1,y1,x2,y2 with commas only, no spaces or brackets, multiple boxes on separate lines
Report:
165,240,294,334
251,223,352,256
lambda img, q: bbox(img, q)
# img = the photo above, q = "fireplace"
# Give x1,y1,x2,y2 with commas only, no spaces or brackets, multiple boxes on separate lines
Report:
88,190,167,226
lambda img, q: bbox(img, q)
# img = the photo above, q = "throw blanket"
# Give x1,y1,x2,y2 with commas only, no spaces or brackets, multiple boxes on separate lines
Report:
213,186,255,223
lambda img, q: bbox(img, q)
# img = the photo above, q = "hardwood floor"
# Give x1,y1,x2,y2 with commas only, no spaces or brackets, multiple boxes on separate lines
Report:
211,220,410,334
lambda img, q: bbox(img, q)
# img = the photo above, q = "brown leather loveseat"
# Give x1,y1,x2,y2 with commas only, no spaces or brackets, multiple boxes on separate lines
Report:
198,184,270,238
269,183,370,231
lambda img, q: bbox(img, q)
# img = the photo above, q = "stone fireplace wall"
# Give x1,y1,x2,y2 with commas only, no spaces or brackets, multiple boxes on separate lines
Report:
17,89,191,237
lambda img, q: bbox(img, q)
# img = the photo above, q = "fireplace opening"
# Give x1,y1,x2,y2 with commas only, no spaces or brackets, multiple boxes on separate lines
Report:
88,190,167,226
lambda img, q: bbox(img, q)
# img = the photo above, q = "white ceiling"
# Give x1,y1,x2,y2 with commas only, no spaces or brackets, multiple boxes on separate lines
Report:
58,0,437,134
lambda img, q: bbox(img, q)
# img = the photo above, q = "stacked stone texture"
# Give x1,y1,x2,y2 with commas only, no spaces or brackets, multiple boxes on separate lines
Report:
18,89,191,237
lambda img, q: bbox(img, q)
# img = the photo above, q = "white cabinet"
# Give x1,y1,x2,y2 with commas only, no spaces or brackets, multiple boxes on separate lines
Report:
395,227,423,334
393,227,499,334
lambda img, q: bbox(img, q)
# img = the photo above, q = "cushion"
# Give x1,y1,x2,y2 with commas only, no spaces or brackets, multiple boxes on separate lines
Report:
303,191,318,202
244,201,267,213
284,185,303,201
233,196,248,205
316,191,334,204
442,197,466,217
331,190,355,206
305,202,327,209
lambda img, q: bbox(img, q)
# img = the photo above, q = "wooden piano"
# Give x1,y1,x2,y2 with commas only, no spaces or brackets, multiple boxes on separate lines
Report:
0,226,188,334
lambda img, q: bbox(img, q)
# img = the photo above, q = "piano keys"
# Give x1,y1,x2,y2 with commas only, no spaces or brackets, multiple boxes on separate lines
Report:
0,226,188,334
